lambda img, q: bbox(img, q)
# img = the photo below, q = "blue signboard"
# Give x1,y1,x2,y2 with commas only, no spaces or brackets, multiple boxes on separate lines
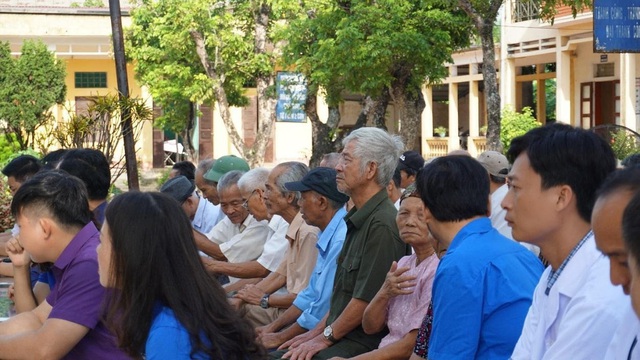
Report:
276,72,307,122
594,0,640,52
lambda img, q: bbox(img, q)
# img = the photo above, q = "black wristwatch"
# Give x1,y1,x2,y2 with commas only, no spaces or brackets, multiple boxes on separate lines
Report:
323,325,337,343
260,294,270,309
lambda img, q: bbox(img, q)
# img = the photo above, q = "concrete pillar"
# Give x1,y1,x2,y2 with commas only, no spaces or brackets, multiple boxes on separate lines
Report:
421,85,433,157
501,58,517,110
536,64,547,123
469,64,480,137
620,53,637,132
556,36,572,124
449,82,460,151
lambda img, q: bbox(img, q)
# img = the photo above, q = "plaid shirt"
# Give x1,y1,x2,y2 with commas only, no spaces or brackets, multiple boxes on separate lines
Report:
545,230,593,295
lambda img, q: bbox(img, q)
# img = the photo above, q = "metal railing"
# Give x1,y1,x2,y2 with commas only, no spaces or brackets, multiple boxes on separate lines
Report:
512,0,540,22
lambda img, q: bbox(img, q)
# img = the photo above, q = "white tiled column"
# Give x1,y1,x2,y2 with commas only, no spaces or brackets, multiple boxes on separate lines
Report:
620,53,637,132
421,85,433,157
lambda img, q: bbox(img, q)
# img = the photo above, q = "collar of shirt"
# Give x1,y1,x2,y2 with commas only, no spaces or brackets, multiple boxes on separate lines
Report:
237,213,255,233
317,207,347,254
545,229,593,295
54,222,100,271
345,188,391,230
285,211,305,245
447,217,493,256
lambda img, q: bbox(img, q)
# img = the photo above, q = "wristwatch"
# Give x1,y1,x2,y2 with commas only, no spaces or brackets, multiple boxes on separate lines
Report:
323,325,337,343
260,294,270,309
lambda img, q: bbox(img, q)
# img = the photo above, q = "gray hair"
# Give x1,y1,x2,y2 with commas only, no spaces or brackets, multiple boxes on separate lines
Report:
274,162,309,204
238,167,270,193
320,152,340,168
196,158,216,185
342,127,404,188
217,170,245,193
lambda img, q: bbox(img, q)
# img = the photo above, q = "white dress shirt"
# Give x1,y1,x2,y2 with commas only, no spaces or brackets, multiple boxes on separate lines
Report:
511,233,627,360
205,214,269,283
605,302,640,360
256,215,290,273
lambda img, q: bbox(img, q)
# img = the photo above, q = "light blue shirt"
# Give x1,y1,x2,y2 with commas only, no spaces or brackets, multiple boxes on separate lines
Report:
428,218,543,360
293,207,347,330
192,197,219,234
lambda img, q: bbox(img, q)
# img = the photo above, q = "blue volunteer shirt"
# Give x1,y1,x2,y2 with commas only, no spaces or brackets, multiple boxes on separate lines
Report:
293,207,347,330
146,306,209,359
428,217,543,360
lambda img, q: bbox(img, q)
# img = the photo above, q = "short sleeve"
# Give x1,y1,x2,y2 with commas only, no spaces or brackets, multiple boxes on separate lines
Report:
47,259,104,330
257,232,289,272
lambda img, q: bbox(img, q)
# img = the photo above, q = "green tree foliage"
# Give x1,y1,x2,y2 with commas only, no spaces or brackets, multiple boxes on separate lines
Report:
500,106,541,154
279,0,471,161
538,0,592,21
0,40,66,150
126,0,283,165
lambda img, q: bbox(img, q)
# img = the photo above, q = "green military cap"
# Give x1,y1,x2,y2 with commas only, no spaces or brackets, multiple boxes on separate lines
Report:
203,155,250,182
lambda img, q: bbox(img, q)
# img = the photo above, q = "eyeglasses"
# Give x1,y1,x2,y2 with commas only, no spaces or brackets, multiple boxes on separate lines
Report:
242,189,259,209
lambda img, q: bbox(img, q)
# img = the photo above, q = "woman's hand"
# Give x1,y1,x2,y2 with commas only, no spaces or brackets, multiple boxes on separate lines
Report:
378,261,417,299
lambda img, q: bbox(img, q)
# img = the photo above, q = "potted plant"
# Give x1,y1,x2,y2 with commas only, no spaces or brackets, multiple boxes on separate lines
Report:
434,126,448,137
479,124,488,136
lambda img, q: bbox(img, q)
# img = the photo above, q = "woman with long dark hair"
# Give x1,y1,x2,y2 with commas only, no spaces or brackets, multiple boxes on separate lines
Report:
97,191,266,359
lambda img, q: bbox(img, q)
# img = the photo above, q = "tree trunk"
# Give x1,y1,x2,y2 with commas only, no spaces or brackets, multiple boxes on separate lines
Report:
479,25,502,152
371,87,390,131
458,0,503,152
396,83,425,151
190,30,247,158
353,95,375,130
249,2,276,167
307,85,342,167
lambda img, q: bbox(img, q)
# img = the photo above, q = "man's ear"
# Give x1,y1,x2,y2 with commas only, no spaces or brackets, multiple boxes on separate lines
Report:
317,195,329,210
255,188,265,202
364,161,378,181
286,191,297,206
555,184,575,213
39,217,54,241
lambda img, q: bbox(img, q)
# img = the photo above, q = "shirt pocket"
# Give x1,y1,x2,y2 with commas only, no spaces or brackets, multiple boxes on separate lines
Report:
339,253,361,292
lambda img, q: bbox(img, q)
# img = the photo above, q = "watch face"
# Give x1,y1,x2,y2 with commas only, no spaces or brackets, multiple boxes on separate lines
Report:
323,326,332,337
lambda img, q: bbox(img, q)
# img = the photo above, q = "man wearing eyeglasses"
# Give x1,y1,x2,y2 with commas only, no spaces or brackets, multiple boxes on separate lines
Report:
206,168,290,294
193,170,270,284
232,162,320,328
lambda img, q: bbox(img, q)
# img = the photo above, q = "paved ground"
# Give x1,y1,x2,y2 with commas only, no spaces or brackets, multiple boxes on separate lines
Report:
112,167,170,194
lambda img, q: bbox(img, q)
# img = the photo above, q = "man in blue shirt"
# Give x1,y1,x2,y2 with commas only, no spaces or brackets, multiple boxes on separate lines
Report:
414,155,543,360
161,175,219,234
257,167,349,350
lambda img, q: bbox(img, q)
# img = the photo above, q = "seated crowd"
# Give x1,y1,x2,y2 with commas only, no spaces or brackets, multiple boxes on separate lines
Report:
0,123,639,360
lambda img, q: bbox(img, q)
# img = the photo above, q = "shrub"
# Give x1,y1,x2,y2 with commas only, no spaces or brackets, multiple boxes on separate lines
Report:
500,106,541,154
609,129,640,161
0,180,13,233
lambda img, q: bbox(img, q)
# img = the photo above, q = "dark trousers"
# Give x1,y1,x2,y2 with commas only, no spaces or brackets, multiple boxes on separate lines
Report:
268,338,372,360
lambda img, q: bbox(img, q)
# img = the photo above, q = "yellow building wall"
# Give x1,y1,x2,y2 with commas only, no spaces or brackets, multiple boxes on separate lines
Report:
52,59,155,170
